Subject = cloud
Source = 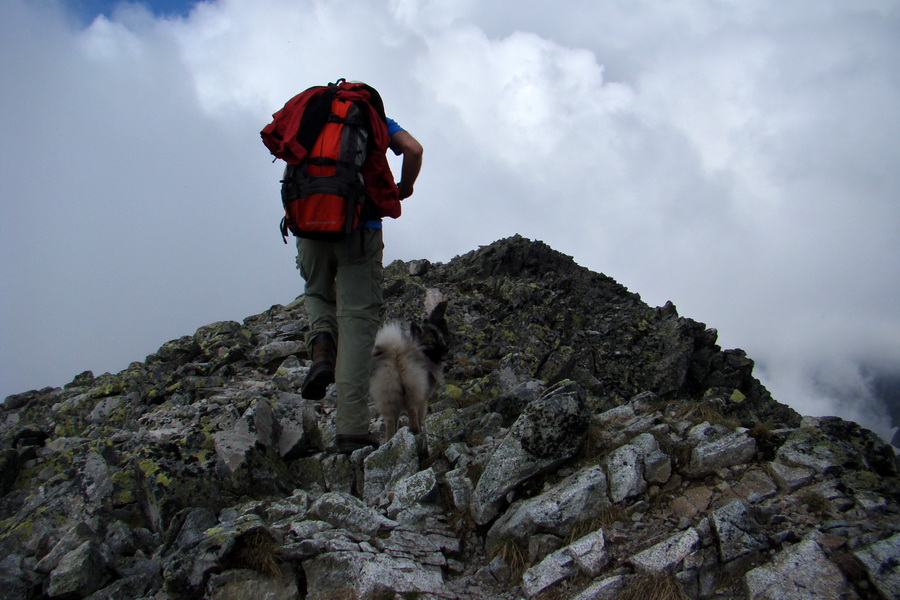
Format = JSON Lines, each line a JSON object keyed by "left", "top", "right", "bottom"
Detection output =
{"left": 2, "top": 0, "right": 898, "bottom": 444}
{"left": 416, "top": 28, "right": 630, "bottom": 167}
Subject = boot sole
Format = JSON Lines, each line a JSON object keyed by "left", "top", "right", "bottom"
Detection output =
{"left": 334, "top": 434, "right": 380, "bottom": 454}
{"left": 301, "top": 362, "right": 335, "bottom": 400}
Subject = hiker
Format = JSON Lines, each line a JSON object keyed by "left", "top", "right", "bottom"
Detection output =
{"left": 296, "top": 111, "right": 423, "bottom": 454}
{"left": 260, "top": 80, "right": 422, "bottom": 453}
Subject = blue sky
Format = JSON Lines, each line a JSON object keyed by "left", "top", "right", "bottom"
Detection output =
{"left": 2, "top": 0, "right": 899, "bottom": 445}
{"left": 71, "top": 0, "right": 196, "bottom": 20}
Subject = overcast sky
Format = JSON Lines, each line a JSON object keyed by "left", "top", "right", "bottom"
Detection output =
{"left": 2, "top": 0, "right": 898, "bottom": 443}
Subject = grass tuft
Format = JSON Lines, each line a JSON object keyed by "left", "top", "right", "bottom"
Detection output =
{"left": 796, "top": 489, "right": 833, "bottom": 516}
{"left": 565, "top": 505, "right": 629, "bottom": 545}
{"left": 535, "top": 588, "right": 565, "bottom": 600}
{"left": 225, "top": 529, "right": 280, "bottom": 577}
{"left": 615, "top": 572, "right": 690, "bottom": 600}
{"left": 670, "top": 401, "right": 739, "bottom": 429}
{"left": 489, "top": 537, "right": 528, "bottom": 582}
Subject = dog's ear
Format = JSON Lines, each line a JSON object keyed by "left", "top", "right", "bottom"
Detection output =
{"left": 428, "top": 300, "right": 448, "bottom": 324}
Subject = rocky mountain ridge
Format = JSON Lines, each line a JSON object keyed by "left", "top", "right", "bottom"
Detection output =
{"left": 1, "top": 235, "right": 898, "bottom": 600}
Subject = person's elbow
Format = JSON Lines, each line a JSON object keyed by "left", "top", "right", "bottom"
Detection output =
{"left": 404, "top": 138, "right": 424, "bottom": 160}
{"left": 392, "top": 131, "right": 424, "bottom": 159}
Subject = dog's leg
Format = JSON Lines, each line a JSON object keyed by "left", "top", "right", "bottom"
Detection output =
{"left": 415, "top": 401, "right": 428, "bottom": 436}
{"left": 384, "top": 412, "right": 398, "bottom": 440}
{"left": 408, "top": 405, "right": 421, "bottom": 435}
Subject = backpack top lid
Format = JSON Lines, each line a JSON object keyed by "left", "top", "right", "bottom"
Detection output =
{"left": 334, "top": 79, "right": 387, "bottom": 120}
{"left": 261, "top": 79, "right": 389, "bottom": 165}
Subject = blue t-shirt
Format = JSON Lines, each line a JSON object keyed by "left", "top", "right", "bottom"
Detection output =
{"left": 386, "top": 117, "right": 403, "bottom": 137}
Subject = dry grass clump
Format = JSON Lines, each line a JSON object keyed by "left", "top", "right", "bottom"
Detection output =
{"left": 615, "top": 572, "right": 690, "bottom": 600}
{"left": 749, "top": 422, "right": 773, "bottom": 440}
{"left": 578, "top": 419, "right": 621, "bottom": 462}
{"left": 796, "top": 489, "right": 833, "bottom": 516}
{"left": 670, "top": 401, "right": 739, "bottom": 429}
{"left": 748, "top": 422, "right": 782, "bottom": 460}
{"left": 489, "top": 537, "right": 528, "bottom": 582}
{"left": 565, "top": 505, "right": 629, "bottom": 545}
{"left": 580, "top": 420, "right": 605, "bottom": 455}
{"left": 566, "top": 518, "right": 602, "bottom": 545}
{"left": 535, "top": 588, "right": 566, "bottom": 600}
{"left": 225, "top": 529, "right": 280, "bottom": 577}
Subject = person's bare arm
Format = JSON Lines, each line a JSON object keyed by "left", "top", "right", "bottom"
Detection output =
{"left": 390, "top": 130, "right": 423, "bottom": 200}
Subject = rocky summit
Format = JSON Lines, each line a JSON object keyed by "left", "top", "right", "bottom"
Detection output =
{"left": 2, "top": 235, "right": 898, "bottom": 600}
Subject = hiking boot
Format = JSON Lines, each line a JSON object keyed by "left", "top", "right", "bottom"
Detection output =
{"left": 333, "top": 433, "right": 380, "bottom": 454}
{"left": 301, "top": 332, "right": 336, "bottom": 400}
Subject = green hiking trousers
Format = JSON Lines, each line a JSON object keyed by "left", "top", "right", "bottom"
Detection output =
{"left": 296, "top": 229, "right": 384, "bottom": 435}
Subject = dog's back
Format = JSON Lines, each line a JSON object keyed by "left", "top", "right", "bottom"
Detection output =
{"left": 370, "top": 322, "right": 435, "bottom": 439}
{"left": 370, "top": 290, "right": 449, "bottom": 440}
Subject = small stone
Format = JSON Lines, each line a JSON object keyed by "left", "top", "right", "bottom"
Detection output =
{"left": 605, "top": 444, "right": 646, "bottom": 503}
{"left": 629, "top": 528, "right": 700, "bottom": 573}
{"left": 408, "top": 259, "right": 431, "bottom": 276}
{"left": 684, "top": 431, "right": 757, "bottom": 477}
{"left": 767, "top": 460, "right": 815, "bottom": 491}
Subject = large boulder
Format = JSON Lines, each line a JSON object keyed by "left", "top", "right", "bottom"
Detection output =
{"left": 471, "top": 380, "right": 590, "bottom": 525}
{"left": 745, "top": 534, "right": 850, "bottom": 600}
{"left": 486, "top": 464, "right": 609, "bottom": 551}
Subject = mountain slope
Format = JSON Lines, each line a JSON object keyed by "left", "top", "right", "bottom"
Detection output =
{"left": 1, "top": 235, "right": 897, "bottom": 600}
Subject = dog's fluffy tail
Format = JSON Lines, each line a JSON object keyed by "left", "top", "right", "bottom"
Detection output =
{"left": 370, "top": 323, "right": 409, "bottom": 409}
{"left": 370, "top": 322, "right": 432, "bottom": 412}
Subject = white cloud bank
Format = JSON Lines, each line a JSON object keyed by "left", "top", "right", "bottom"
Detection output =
{"left": 2, "top": 0, "right": 898, "bottom": 442}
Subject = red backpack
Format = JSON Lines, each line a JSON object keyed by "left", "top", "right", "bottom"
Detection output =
{"left": 261, "top": 79, "right": 401, "bottom": 242}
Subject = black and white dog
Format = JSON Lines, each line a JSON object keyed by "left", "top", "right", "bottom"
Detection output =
{"left": 370, "top": 289, "right": 450, "bottom": 441}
